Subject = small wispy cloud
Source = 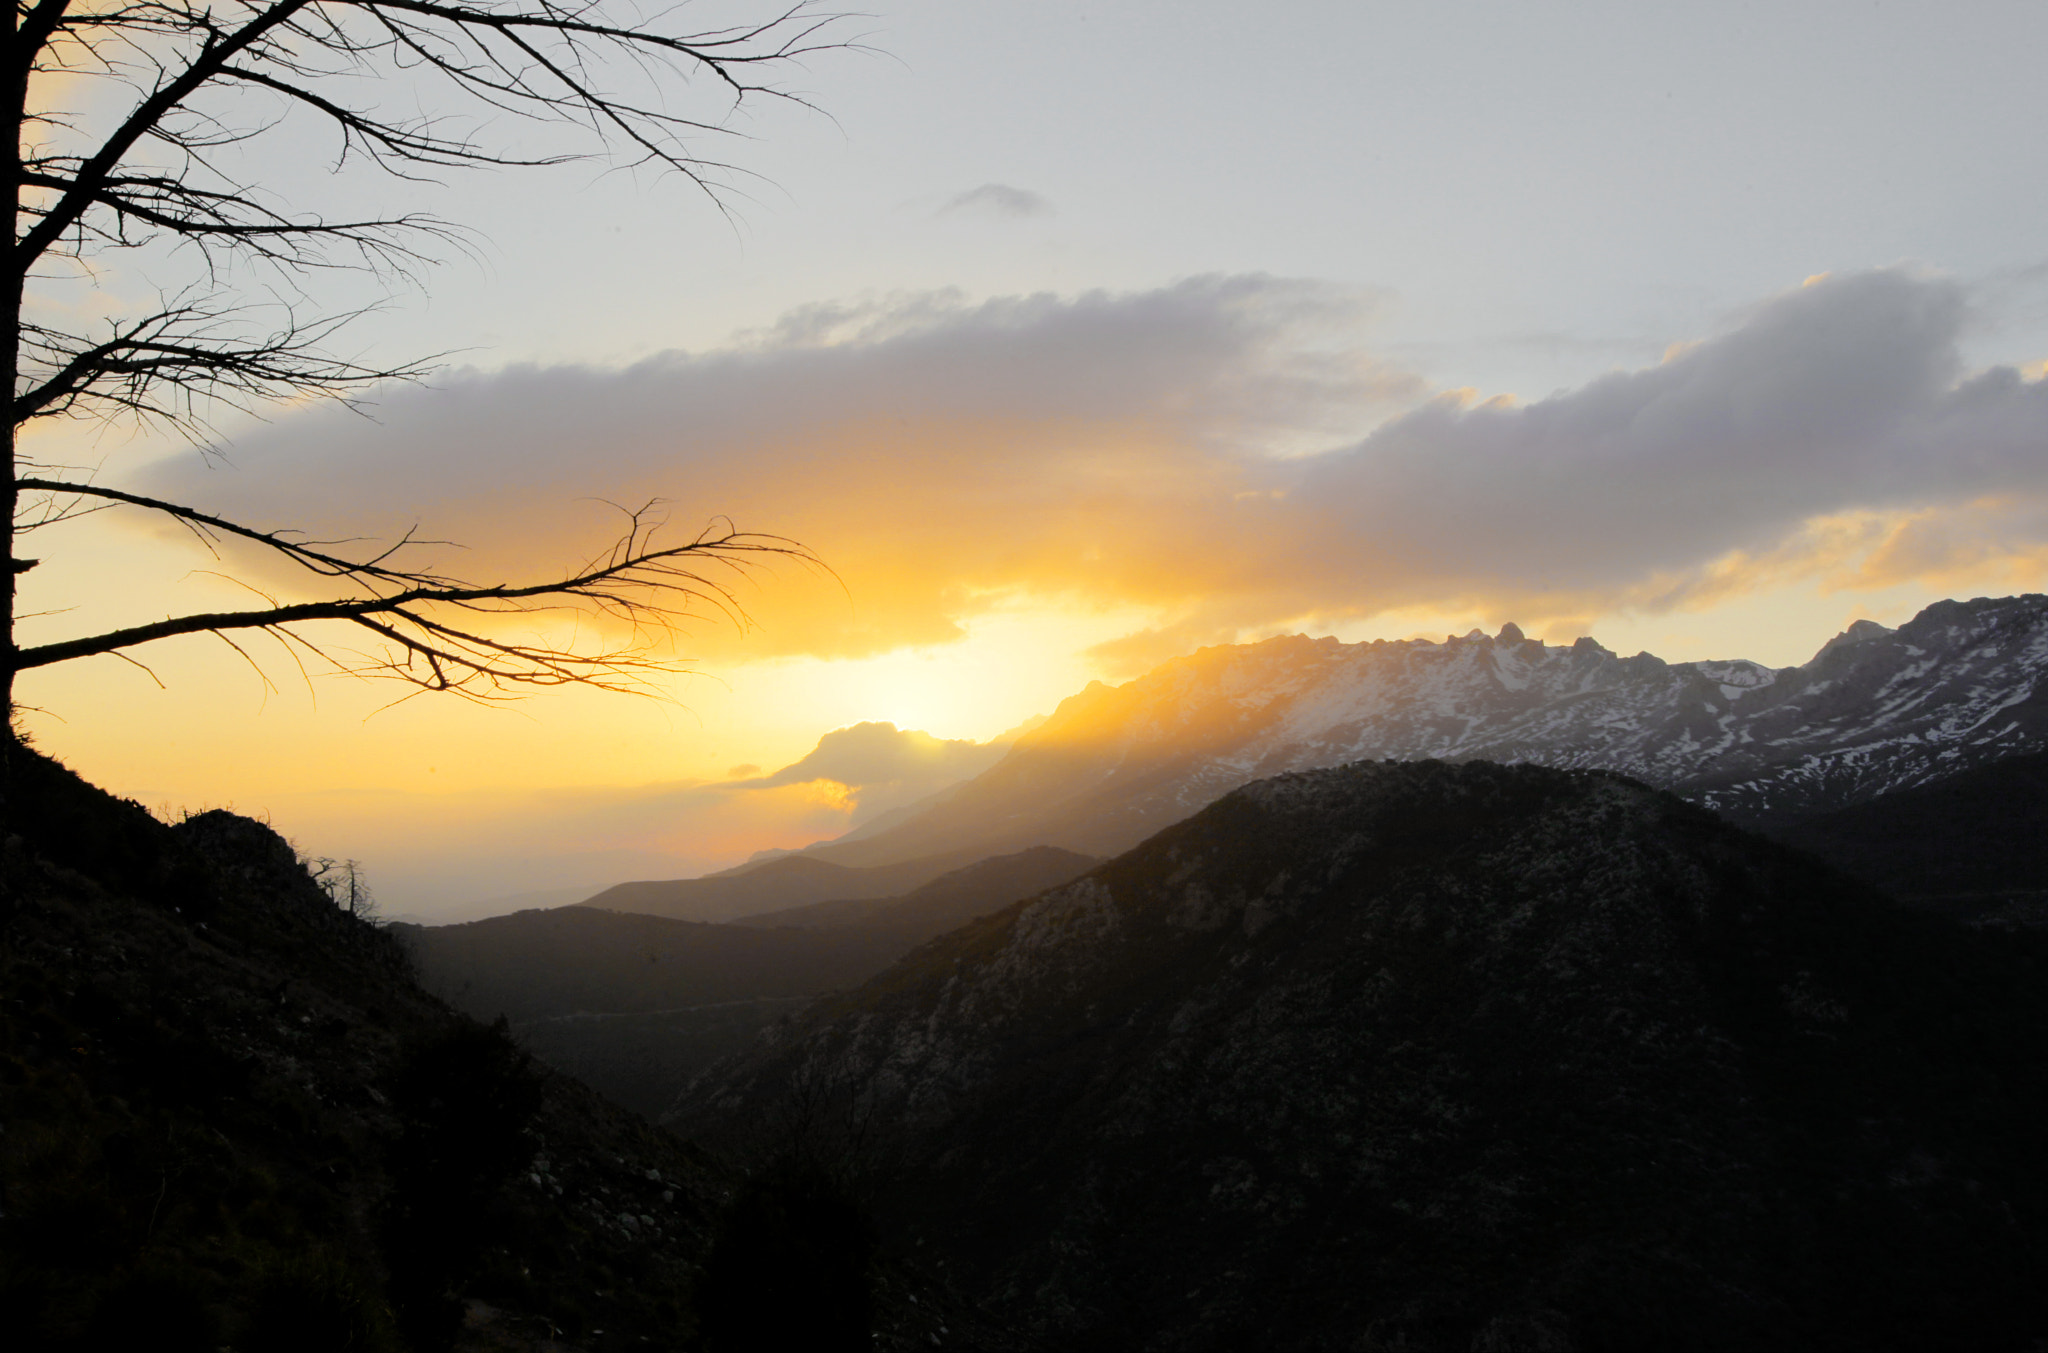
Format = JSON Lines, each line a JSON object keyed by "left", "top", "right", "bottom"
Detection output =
{"left": 936, "top": 183, "right": 1054, "bottom": 220}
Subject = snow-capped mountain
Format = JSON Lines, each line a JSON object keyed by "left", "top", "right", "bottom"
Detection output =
{"left": 807, "top": 594, "right": 2048, "bottom": 868}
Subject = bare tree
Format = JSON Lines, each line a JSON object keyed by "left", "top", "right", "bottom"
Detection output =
{"left": 8, "top": 0, "right": 848, "bottom": 729}
{"left": 306, "top": 853, "right": 374, "bottom": 917}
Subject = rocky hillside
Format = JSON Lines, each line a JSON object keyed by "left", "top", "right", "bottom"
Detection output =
{"left": 0, "top": 748, "right": 960, "bottom": 1352}
{"left": 678, "top": 759, "right": 2048, "bottom": 1351}
{"left": 789, "top": 594, "right": 2048, "bottom": 870}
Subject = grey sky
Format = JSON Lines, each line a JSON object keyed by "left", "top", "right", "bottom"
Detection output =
{"left": 27, "top": 0, "right": 2048, "bottom": 914}
{"left": 100, "top": 0, "right": 2045, "bottom": 411}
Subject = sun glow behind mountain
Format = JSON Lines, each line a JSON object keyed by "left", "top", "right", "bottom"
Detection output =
{"left": 16, "top": 0, "right": 2048, "bottom": 916}
{"left": 20, "top": 271, "right": 2048, "bottom": 914}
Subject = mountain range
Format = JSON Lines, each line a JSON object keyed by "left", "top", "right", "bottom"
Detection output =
{"left": 510, "top": 593, "right": 2046, "bottom": 1126}
{"left": 674, "top": 595, "right": 2047, "bottom": 885}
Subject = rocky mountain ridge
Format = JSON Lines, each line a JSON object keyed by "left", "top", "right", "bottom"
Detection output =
{"left": 792, "top": 594, "right": 2048, "bottom": 869}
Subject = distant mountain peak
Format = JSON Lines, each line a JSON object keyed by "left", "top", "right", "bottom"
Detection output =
{"left": 1819, "top": 615, "right": 1898, "bottom": 654}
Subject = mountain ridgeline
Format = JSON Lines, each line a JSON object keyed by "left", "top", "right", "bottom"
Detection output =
{"left": 676, "top": 759, "right": 2048, "bottom": 1350}
{"left": 732, "top": 595, "right": 2047, "bottom": 892}
{"left": 577, "top": 850, "right": 995, "bottom": 925}
{"left": 731, "top": 846, "right": 1103, "bottom": 935}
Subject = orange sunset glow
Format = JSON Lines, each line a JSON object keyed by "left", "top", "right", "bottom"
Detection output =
{"left": 15, "top": 4, "right": 2048, "bottom": 919}
{"left": 18, "top": 2, "right": 2048, "bottom": 1345}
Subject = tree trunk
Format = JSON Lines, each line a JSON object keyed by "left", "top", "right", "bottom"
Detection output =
{"left": 6, "top": 1, "right": 34, "bottom": 747}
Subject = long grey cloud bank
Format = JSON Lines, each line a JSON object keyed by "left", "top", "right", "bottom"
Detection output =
{"left": 141, "top": 268, "right": 2048, "bottom": 667}
{"left": 1297, "top": 270, "right": 2048, "bottom": 607}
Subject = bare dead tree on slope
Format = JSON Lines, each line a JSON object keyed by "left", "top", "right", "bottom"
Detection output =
{"left": 7, "top": 0, "right": 846, "bottom": 731}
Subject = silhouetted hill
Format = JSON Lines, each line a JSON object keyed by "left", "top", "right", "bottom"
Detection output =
{"left": 392, "top": 908, "right": 909, "bottom": 1118}
{"left": 579, "top": 848, "right": 985, "bottom": 923}
{"left": 785, "top": 594, "right": 2048, "bottom": 871}
{"left": 0, "top": 747, "right": 959, "bottom": 1351}
{"left": 393, "top": 908, "right": 912, "bottom": 1023}
{"left": 400, "top": 849, "right": 1100, "bottom": 1117}
{"left": 735, "top": 846, "right": 1101, "bottom": 937}
{"left": 1771, "top": 747, "right": 2048, "bottom": 922}
{"left": 0, "top": 748, "right": 729, "bottom": 1349}
{"left": 679, "top": 759, "right": 2048, "bottom": 1351}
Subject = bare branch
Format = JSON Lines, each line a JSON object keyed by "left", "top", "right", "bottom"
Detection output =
{"left": 12, "top": 491, "right": 821, "bottom": 702}
{"left": 8, "top": 0, "right": 855, "bottom": 722}
{"left": 17, "top": 306, "right": 433, "bottom": 432}
{"left": 22, "top": 476, "right": 473, "bottom": 586}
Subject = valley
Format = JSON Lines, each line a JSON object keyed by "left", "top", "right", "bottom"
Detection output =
{"left": 415, "top": 596, "right": 2046, "bottom": 1117}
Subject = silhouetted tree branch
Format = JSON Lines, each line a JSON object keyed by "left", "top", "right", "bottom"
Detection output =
{"left": 16, "top": 482, "right": 808, "bottom": 699}
{"left": 8, "top": 0, "right": 852, "bottom": 725}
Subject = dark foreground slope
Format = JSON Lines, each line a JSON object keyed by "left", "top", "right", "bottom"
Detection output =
{"left": 0, "top": 750, "right": 957, "bottom": 1352}
{"left": 679, "top": 760, "right": 2048, "bottom": 1352}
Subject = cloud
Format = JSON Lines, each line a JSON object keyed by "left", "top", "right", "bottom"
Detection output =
{"left": 137, "top": 274, "right": 1415, "bottom": 660}
{"left": 936, "top": 183, "right": 1054, "bottom": 219}
{"left": 1083, "top": 618, "right": 1247, "bottom": 675}
{"left": 727, "top": 720, "right": 1005, "bottom": 817}
{"left": 1279, "top": 269, "right": 2048, "bottom": 619}
{"left": 135, "top": 269, "right": 2048, "bottom": 674}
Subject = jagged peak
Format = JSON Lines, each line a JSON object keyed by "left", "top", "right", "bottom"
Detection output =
{"left": 1817, "top": 616, "right": 1897, "bottom": 657}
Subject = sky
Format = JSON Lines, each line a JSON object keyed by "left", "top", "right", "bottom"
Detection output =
{"left": 18, "top": 0, "right": 2048, "bottom": 916}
